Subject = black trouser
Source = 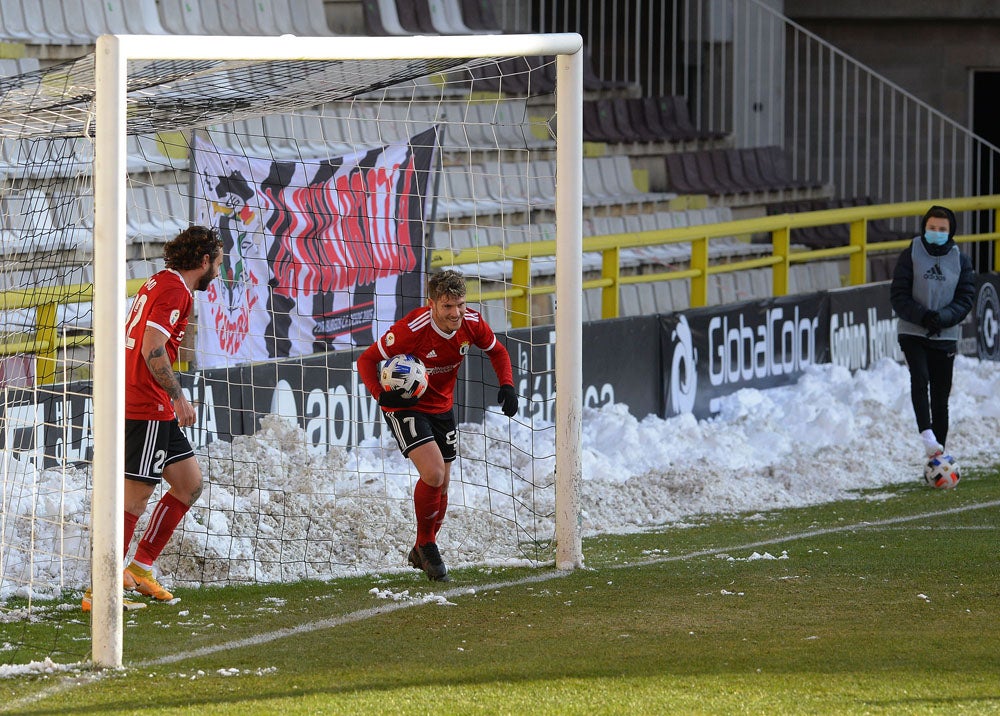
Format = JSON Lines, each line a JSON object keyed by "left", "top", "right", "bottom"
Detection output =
{"left": 898, "top": 334, "right": 956, "bottom": 449}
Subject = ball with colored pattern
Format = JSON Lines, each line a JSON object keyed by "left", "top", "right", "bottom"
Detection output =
{"left": 380, "top": 354, "right": 429, "bottom": 400}
{"left": 924, "top": 453, "right": 960, "bottom": 489}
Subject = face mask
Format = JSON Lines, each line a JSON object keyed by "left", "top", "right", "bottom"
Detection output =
{"left": 924, "top": 230, "right": 949, "bottom": 246}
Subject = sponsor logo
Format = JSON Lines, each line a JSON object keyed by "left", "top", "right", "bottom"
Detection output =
{"left": 976, "top": 281, "right": 1000, "bottom": 361}
{"left": 169, "top": 309, "right": 181, "bottom": 325}
{"left": 707, "top": 305, "right": 819, "bottom": 386}
{"left": 668, "top": 315, "right": 697, "bottom": 415}
{"left": 426, "top": 349, "right": 437, "bottom": 358}
{"left": 459, "top": 341, "right": 470, "bottom": 356}
{"left": 923, "top": 263, "right": 946, "bottom": 281}
{"left": 830, "top": 308, "right": 900, "bottom": 370}
{"left": 385, "top": 331, "right": 395, "bottom": 347}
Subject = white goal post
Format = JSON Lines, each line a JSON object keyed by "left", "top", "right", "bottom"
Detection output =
{"left": 91, "top": 32, "right": 584, "bottom": 668}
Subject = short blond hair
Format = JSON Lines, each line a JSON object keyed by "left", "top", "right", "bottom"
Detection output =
{"left": 427, "top": 270, "right": 466, "bottom": 301}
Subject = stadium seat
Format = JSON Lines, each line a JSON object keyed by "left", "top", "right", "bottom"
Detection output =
{"left": 750, "top": 268, "right": 772, "bottom": 299}
{"left": 584, "top": 100, "right": 628, "bottom": 143}
{"left": 126, "top": 259, "right": 163, "bottom": 279}
{"left": 435, "top": 164, "right": 503, "bottom": 218}
{"left": 611, "top": 97, "right": 659, "bottom": 143}
{"left": 642, "top": 97, "right": 698, "bottom": 143}
{"left": 436, "top": 227, "right": 470, "bottom": 251}
{"left": 619, "top": 284, "right": 642, "bottom": 316}
{"left": 157, "top": 0, "right": 206, "bottom": 34}
{"left": 150, "top": 185, "right": 190, "bottom": 238}
{"left": 0, "top": 58, "right": 39, "bottom": 77}
{"left": 711, "top": 273, "right": 734, "bottom": 305}
{"left": 457, "top": 0, "right": 503, "bottom": 32}
{"left": 50, "top": 189, "right": 94, "bottom": 249}
{"left": 0, "top": 189, "right": 67, "bottom": 254}
{"left": 473, "top": 299, "right": 509, "bottom": 329}
{"left": 307, "top": 111, "right": 355, "bottom": 156}
{"left": 363, "top": 0, "right": 408, "bottom": 35}
{"left": 193, "top": 0, "right": 226, "bottom": 34}
{"left": 663, "top": 152, "right": 702, "bottom": 195}
{"left": 125, "top": 185, "right": 155, "bottom": 239}
{"left": 288, "top": 0, "right": 336, "bottom": 35}
{"left": 481, "top": 161, "right": 548, "bottom": 211}
{"left": 125, "top": 0, "right": 167, "bottom": 34}
{"left": 78, "top": 0, "right": 165, "bottom": 38}
{"left": 396, "top": 0, "right": 437, "bottom": 34}
{"left": 235, "top": 0, "right": 277, "bottom": 35}
{"left": 425, "top": 0, "right": 482, "bottom": 34}
{"left": 455, "top": 98, "right": 553, "bottom": 151}
{"left": 0, "top": 0, "right": 32, "bottom": 42}
{"left": 25, "top": 0, "right": 77, "bottom": 44}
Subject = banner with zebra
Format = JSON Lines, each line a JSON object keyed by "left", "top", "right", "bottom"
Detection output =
{"left": 192, "top": 127, "right": 438, "bottom": 368}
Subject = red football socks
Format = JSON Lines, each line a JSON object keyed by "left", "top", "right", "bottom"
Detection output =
{"left": 433, "top": 491, "right": 448, "bottom": 540}
{"left": 413, "top": 478, "right": 442, "bottom": 546}
{"left": 133, "top": 492, "right": 190, "bottom": 566}
{"left": 124, "top": 510, "right": 139, "bottom": 554}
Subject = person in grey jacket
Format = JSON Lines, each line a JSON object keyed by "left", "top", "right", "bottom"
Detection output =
{"left": 889, "top": 205, "right": 976, "bottom": 459}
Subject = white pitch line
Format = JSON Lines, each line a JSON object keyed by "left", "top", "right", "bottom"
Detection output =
{"left": 138, "top": 497, "right": 1000, "bottom": 668}
{"left": 6, "top": 497, "right": 996, "bottom": 712}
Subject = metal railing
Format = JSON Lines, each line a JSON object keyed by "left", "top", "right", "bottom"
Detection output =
{"left": 500, "top": 0, "right": 1000, "bottom": 260}
{"left": 4, "top": 197, "right": 999, "bottom": 377}
{"left": 0, "top": 278, "right": 146, "bottom": 384}
{"left": 431, "top": 195, "right": 1000, "bottom": 328}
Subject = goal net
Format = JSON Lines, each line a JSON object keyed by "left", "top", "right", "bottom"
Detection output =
{"left": 0, "top": 33, "right": 583, "bottom": 667}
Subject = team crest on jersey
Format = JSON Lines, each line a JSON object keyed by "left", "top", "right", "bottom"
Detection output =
{"left": 385, "top": 331, "right": 395, "bottom": 347}
{"left": 169, "top": 309, "right": 181, "bottom": 325}
{"left": 460, "top": 341, "right": 470, "bottom": 355}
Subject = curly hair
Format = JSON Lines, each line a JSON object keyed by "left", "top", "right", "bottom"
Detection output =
{"left": 163, "top": 225, "right": 223, "bottom": 271}
{"left": 427, "top": 269, "right": 467, "bottom": 301}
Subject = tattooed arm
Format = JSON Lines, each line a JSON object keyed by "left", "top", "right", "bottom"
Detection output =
{"left": 141, "top": 326, "right": 196, "bottom": 427}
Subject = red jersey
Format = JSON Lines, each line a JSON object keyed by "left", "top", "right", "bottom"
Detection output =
{"left": 358, "top": 305, "right": 514, "bottom": 414}
{"left": 124, "top": 269, "right": 193, "bottom": 420}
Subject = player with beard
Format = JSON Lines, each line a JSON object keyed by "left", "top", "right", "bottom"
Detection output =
{"left": 357, "top": 270, "right": 518, "bottom": 581}
{"left": 83, "top": 226, "right": 223, "bottom": 611}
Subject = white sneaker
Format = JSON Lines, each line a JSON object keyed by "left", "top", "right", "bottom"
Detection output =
{"left": 920, "top": 429, "right": 943, "bottom": 457}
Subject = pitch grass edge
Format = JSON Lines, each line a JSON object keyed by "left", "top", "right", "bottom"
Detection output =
{"left": 137, "top": 495, "right": 1000, "bottom": 669}
{"left": 5, "top": 489, "right": 997, "bottom": 713}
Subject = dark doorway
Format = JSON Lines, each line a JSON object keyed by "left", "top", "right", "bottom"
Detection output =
{"left": 972, "top": 70, "right": 1000, "bottom": 271}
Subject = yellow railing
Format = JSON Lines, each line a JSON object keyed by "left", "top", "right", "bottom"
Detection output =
{"left": 430, "top": 196, "right": 1000, "bottom": 328}
{"left": 3, "top": 196, "right": 1000, "bottom": 383}
{"left": 0, "top": 278, "right": 148, "bottom": 384}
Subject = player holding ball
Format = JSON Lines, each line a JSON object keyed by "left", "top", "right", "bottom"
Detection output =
{"left": 357, "top": 270, "right": 519, "bottom": 582}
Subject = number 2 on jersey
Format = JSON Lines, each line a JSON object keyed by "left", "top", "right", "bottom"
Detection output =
{"left": 125, "top": 293, "right": 148, "bottom": 350}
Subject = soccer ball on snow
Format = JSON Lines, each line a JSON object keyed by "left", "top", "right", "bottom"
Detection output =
{"left": 380, "top": 354, "right": 429, "bottom": 400}
{"left": 924, "top": 453, "right": 960, "bottom": 489}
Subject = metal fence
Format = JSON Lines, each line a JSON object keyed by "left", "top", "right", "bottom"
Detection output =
{"left": 498, "top": 0, "right": 999, "bottom": 263}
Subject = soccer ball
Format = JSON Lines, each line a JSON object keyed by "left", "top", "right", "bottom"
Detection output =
{"left": 924, "top": 453, "right": 960, "bottom": 489}
{"left": 379, "top": 354, "right": 428, "bottom": 400}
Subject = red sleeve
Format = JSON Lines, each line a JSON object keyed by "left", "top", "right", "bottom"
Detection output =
{"left": 357, "top": 341, "right": 385, "bottom": 398}
{"left": 486, "top": 339, "right": 514, "bottom": 386}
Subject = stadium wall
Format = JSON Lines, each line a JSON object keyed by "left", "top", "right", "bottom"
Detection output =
{"left": 3, "top": 275, "right": 998, "bottom": 464}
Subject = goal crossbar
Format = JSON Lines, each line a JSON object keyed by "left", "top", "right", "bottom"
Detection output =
{"left": 92, "top": 32, "right": 584, "bottom": 668}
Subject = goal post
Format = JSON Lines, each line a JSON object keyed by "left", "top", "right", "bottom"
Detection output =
{"left": 91, "top": 32, "right": 584, "bottom": 668}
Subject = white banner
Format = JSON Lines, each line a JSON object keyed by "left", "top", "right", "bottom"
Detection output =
{"left": 193, "top": 128, "right": 437, "bottom": 369}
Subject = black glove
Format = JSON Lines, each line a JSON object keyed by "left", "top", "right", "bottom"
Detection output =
{"left": 921, "top": 310, "right": 942, "bottom": 337}
{"left": 498, "top": 384, "right": 519, "bottom": 417}
{"left": 378, "top": 387, "right": 419, "bottom": 409}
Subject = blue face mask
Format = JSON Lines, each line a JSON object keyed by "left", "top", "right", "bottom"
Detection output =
{"left": 924, "top": 230, "right": 949, "bottom": 246}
